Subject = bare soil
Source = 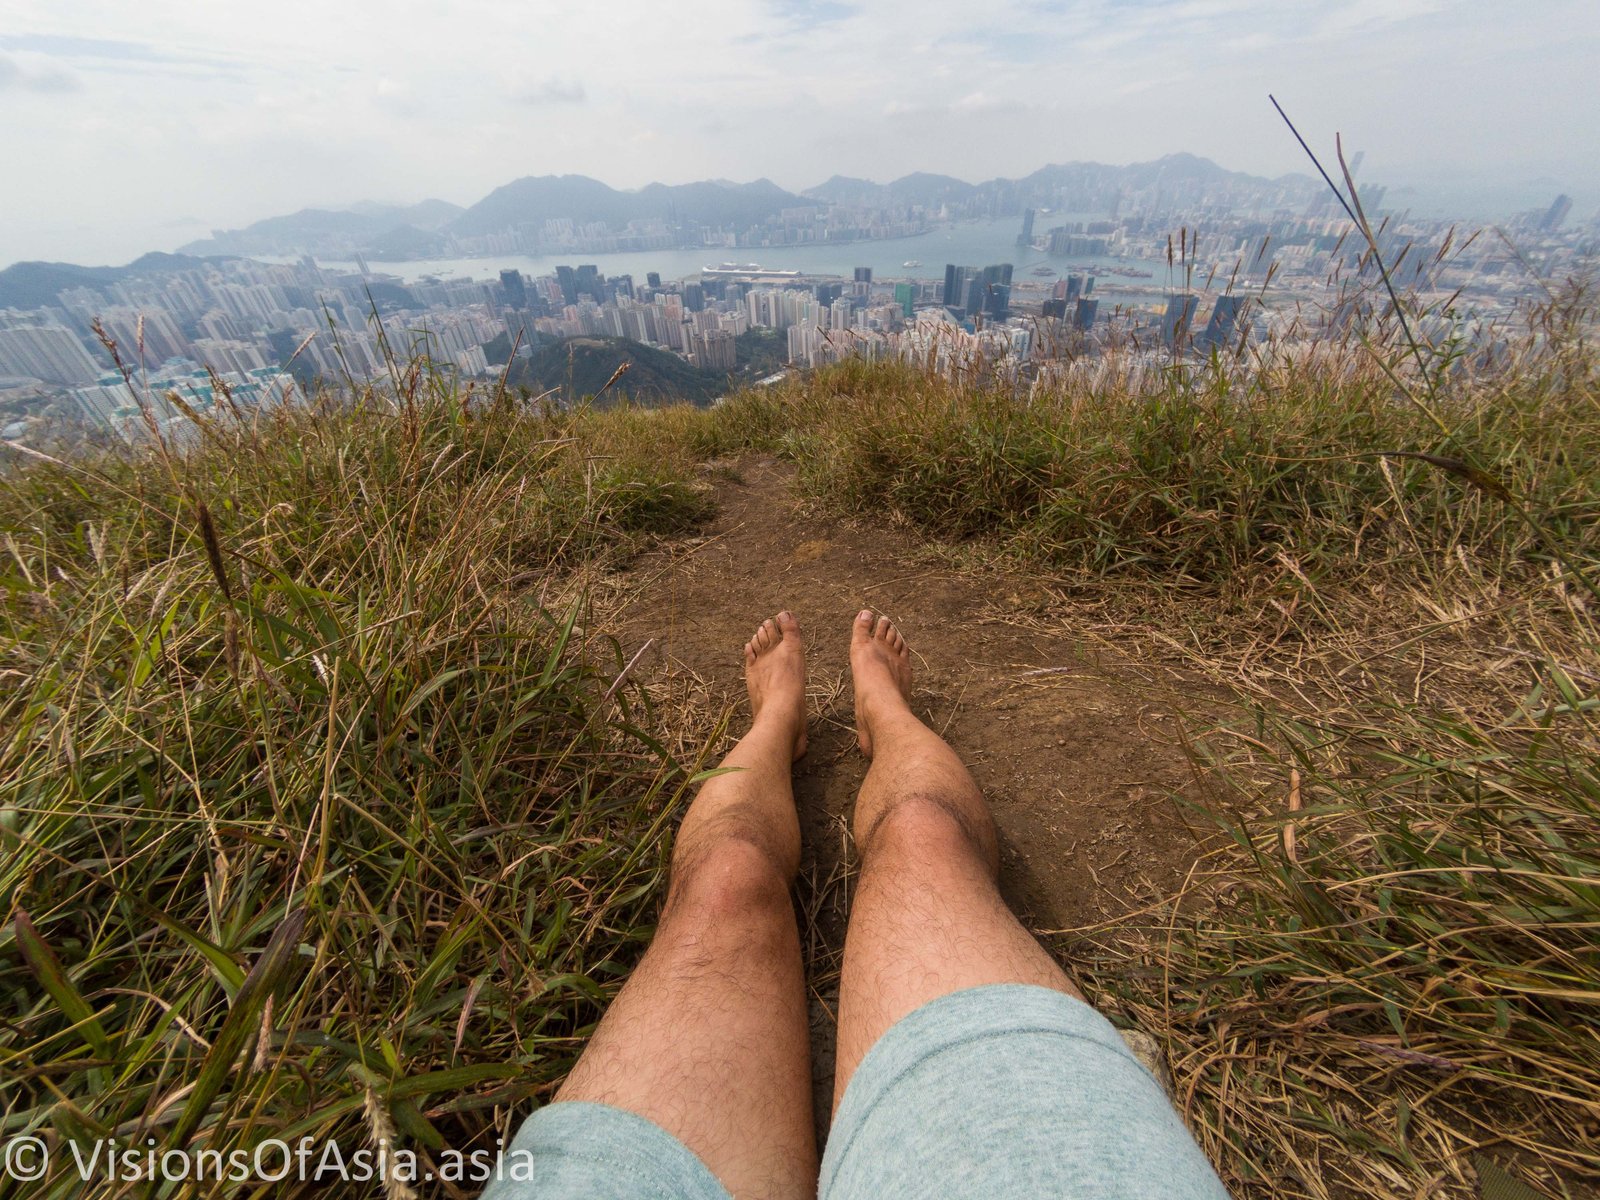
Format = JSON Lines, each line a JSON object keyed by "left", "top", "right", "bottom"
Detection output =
{"left": 602, "top": 457, "right": 1218, "bottom": 1129}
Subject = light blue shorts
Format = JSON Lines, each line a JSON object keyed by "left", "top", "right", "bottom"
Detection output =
{"left": 483, "top": 983, "right": 1228, "bottom": 1199}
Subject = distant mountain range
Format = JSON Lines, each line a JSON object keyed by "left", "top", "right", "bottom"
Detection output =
{"left": 803, "top": 154, "right": 1312, "bottom": 210}
{"left": 0, "top": 155, "right": 1319, "bottom": 292}
{"left": 162, "top": 154, "right": 1315, "bottom": 263}
{"left": 451, "top": 176, "right": 808, "bottom": 237}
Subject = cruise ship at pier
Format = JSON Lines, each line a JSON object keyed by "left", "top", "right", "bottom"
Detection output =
{"left": 701, "top": 262, "right": 804, "bottom": 278}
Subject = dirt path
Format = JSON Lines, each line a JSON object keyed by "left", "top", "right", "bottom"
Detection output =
{"left": 602, "top": 457, "right": 1212, "bottom": 1127}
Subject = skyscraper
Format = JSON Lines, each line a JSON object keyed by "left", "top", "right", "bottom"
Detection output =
{"left": 1161, "top": 295, "right": 1199, "bottom": 347}
{"left": 555, "top": 266, "right": 578, "bottom": 306}
{"left": 1073, "top": 299, "right": 1098, "bottom": 331}
{"left": 979, "top": 264, "right": 1013, "bottom": 320}
{"left": 894, "top": 282, "right": 915, "bottom": 318}
{"left": 1199, "top": 296, "right": 1250, "bottom": 351}
{"left": 498, "top": 270, "right": 527, "bottom": 309}
{"left": 853, "top": 267, "right": 873, "bottom": 283}
{"left": 1018, "top": 208, "right": 1036, "bottom": 247}
{"left": 943, "top": 264, "right": 969, "bottom": 311}
{"left": 986, "top": 282, "right": 1011, "bottom": 321}
{"left": 1540, "top": 194, "right": 1573, "bottom": 232}
{"left": 964, "top": 277, "right": 986, "bottom": 320}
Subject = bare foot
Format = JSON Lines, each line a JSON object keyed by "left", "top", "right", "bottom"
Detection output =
{"left": 744, "top": 611, "right": 808, "bottom": 761}
{"left": 850, "top": 610, "right": 913, "bottom": 758}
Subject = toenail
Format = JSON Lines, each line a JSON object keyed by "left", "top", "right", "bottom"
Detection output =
{"left": 858, "top": 609, "right": 872, "bottom": 621}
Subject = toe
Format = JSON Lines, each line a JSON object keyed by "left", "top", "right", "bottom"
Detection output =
{"left": 874, "top": 615, "right": 893, "bottom": 641}
{"left": 777, "top": 610, "right": 800, "bottom": 638}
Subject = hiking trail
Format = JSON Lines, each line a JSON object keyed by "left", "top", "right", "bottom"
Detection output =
{"left": 602, "top": 457, "right": 1212, "bottom": 1124}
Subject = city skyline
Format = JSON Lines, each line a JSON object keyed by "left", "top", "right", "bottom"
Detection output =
{"left": 2, "top": 163, "right": 1583, "bottom": 446}
{"left": 2, "top": 0, "right": 1597, "bottom": 265}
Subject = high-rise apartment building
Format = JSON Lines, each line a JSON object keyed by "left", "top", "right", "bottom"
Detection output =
{"left": 0, "top": 316, "right": 102, "bottom": 384}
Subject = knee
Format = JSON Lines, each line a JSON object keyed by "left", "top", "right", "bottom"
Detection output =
{"left": 667, "top": 831, "right": 792, "bottom": 924}
{"left": 860, "top": 794, "right": 999, "bottom": 875}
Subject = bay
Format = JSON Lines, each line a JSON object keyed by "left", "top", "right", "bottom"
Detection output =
{"left": 303, "top": 216, "right": 1178, "bottom": 296}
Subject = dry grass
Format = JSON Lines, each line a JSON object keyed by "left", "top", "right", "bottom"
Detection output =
{"left": 668, "top": 291, "right": 1600, "bottom": 1197}
{"left": 3, "top": 269, "right": 1597, "bottom": 1198}
{"left": 0, "top": 372, "right": 716, "bottom": 1196}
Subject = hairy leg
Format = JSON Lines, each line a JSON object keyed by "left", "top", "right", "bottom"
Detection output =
{"left": 833, "top": 611, "right": 1083, "bottom": 1110}
{"left": 557, "top": 613, "right": 815, "bottom": 1200}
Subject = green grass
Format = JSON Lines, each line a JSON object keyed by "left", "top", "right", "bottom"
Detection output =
{"left": 0, "top": 380, "right": 714, "bottom": 1195}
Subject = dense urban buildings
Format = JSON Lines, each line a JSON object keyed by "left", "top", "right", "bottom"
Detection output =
{"left": 1, "top": 169, "right": 1592, "bottom": 441}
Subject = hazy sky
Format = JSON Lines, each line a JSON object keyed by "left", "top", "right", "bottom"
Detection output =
{"left": 2, "top": 0, "right": 1597, "bottom": 267}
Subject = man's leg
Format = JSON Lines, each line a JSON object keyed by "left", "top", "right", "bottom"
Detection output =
{"left": 823, "top": 612, "right": 1230, "bottom": 1200}
{"left": 833, "top": 610, "right": 1082, "bottom": 1106}
{"left": 556, "top": 612, "right": 815, "bottom": 1200}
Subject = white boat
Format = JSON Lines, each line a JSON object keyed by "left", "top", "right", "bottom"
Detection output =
{"left": 902, "top": 260, "right": 922, "bottom": 268}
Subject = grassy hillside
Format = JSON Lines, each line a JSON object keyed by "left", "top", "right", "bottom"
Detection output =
{"left": 688, "top": 353, "right": 1600, "bottom": 1192}
{"left": 0, "top": 381, "right": 716, "bottom": 1194}
{"left": 2, "top": 302, "right": 1597, "bottom": 1196}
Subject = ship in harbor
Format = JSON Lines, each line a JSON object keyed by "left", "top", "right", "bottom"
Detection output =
{"left": 701, "top": 262, "right": 803, "bottom": 278}
{"left": 902, "top": 260, "right": 922, "bottom": 268}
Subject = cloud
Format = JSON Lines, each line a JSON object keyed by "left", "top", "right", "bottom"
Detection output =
{"left": 768, "top": 0, "right": 858, "bottom": 28}
{"left": 1, "top": 0, "right": 1595, "bottom": 266}
{"left": 0, "top": 50, "right": 81, "bottom": 93}
{"left": 952, "top": 91, "right": 1026, "bottom": 116}
{"left": 516, "top": 78, "right": 586, "bottom": 106}
{"left": 0, "top": 33, "right": 239, "bottom": 74}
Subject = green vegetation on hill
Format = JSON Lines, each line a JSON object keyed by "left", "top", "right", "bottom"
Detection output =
{"left": 508, "top": 335, "right": 723, "bottom": 406}
{"left": 735, "top": 326, "right": 788, "bottom": 377}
